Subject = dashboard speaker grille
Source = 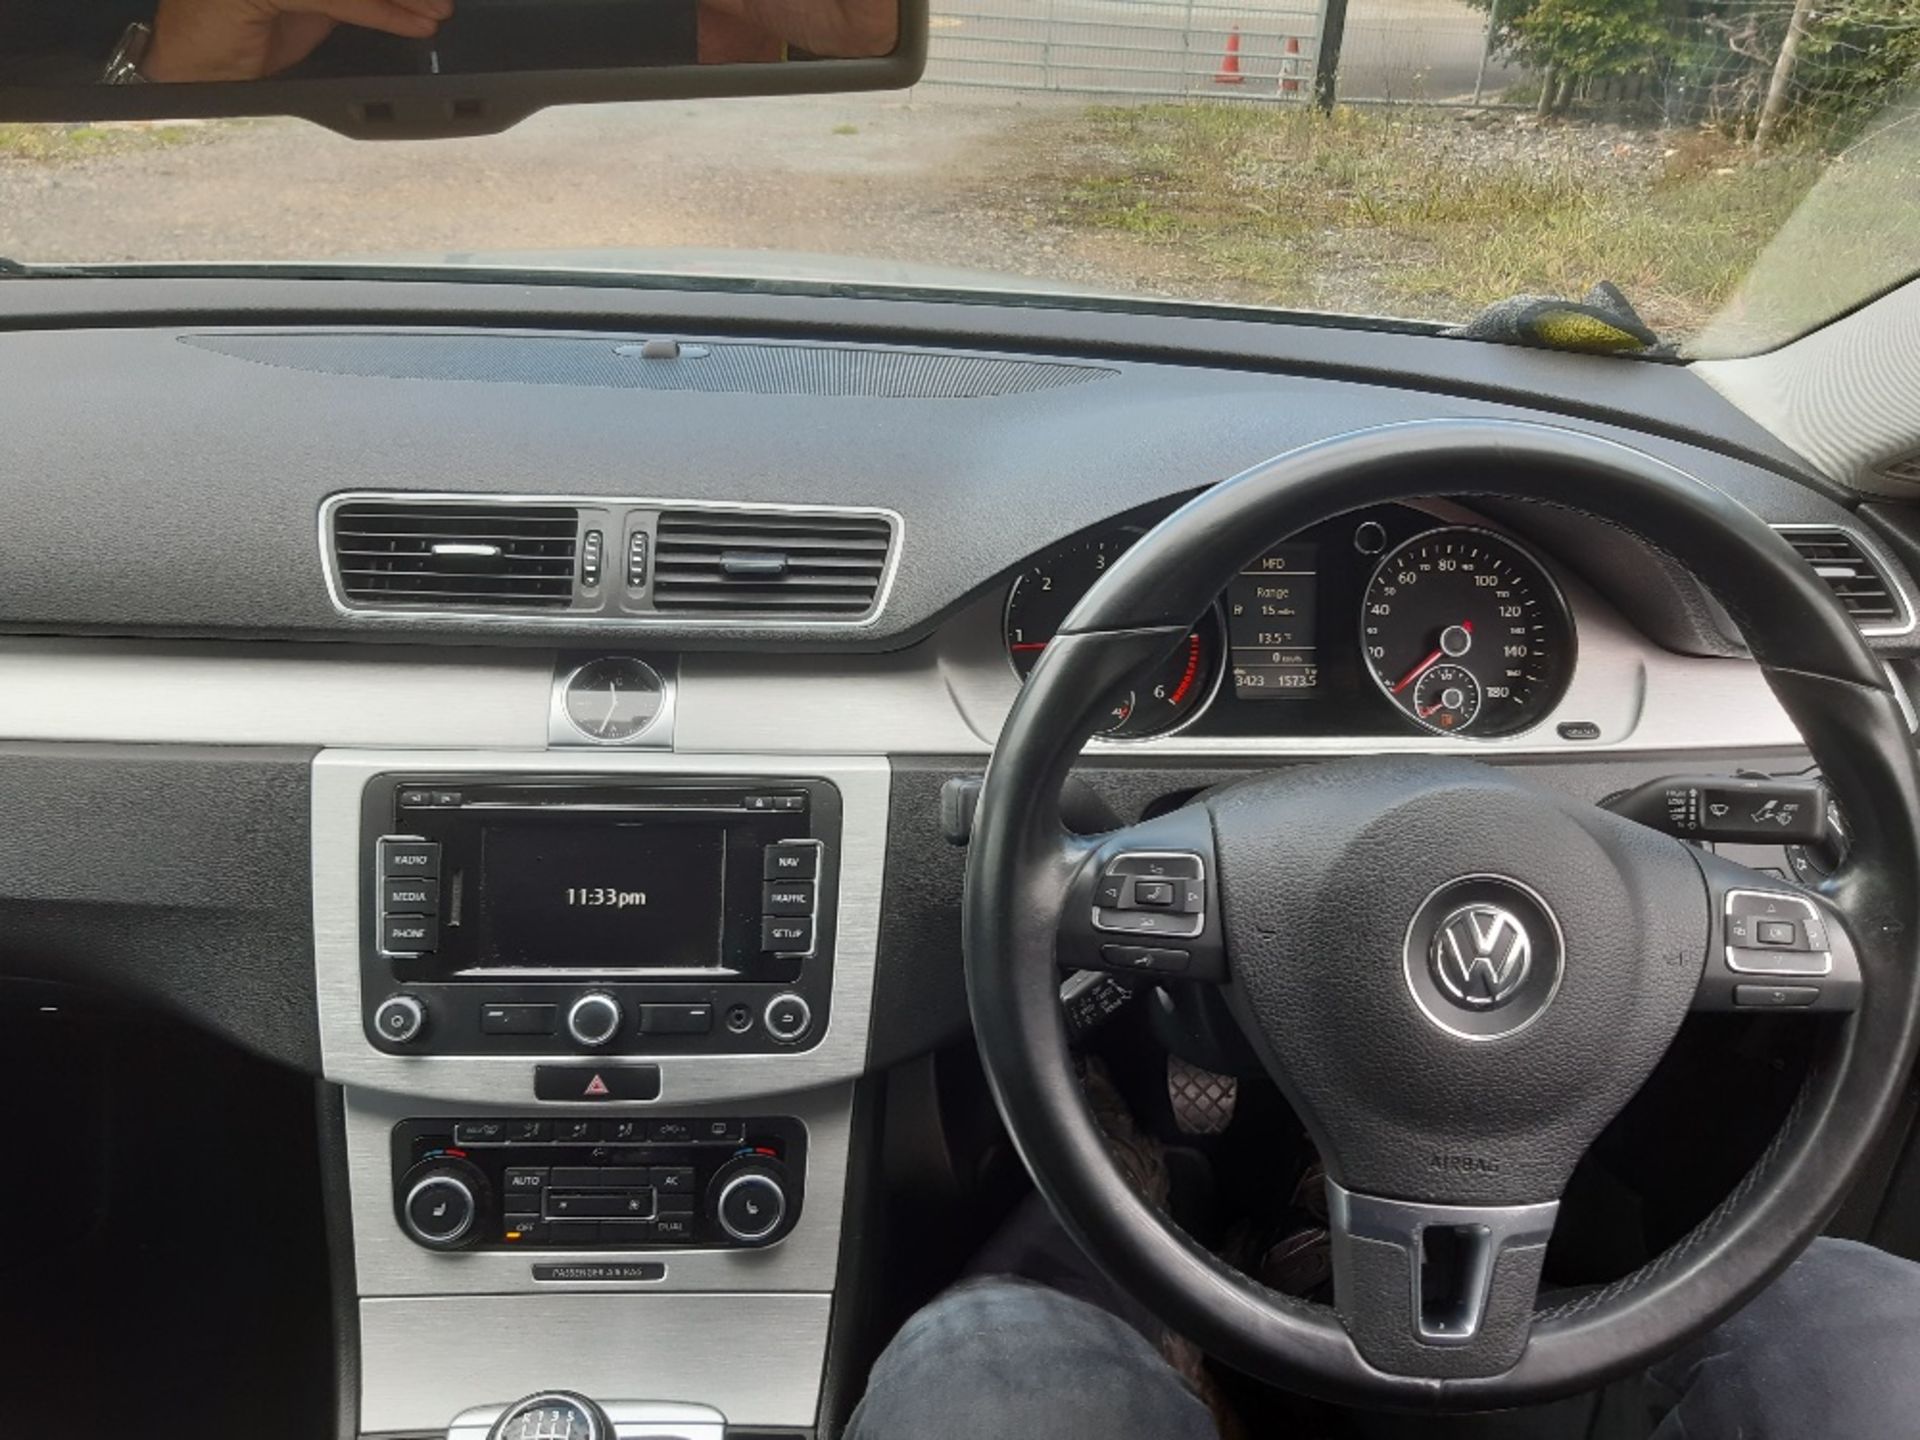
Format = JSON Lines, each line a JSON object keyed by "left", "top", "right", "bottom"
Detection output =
{"left": 332, "top": 500, "right": 579, "bottom": 609}
{"left": 182, "top": 333, "right": 1114, "bottom": 399}
{"left": 1773, "top": 524, "right": 1912, "bottom": 635}
{"left": 654, "top": 508, "right": 894, "bottom": 618}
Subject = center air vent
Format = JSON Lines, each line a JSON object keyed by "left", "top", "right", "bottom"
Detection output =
{"left": 332, "top": 500, "right": 579, "bottom": 610}
{"left": 654, "top": 508, "right": 895, "bottom": 619}
{"left": 1773, "top": 524, "right": 1913, "bottom": 636}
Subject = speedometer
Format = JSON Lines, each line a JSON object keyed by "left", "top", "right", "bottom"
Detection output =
{"left": 1360, "top": 527, "right": 1574, "bottom": 737}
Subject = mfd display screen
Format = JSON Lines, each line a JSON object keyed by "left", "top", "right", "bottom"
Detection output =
{"left": 1228, "top": 542, "right": 1320, "bottom": 698}
{"left": 475, "top": 820, "right": 727, "bottom": 970}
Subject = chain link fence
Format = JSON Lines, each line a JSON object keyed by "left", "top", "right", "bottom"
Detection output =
{"left": 919, "top": 0, "right": 1527, "bottom": 106}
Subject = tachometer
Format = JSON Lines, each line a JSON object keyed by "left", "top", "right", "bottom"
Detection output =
{"left": 1360, "top": 527, "right": 1574, "bottom": 737}
{"left": 1004, "top": 531, "right": 1222, "bottom": 740}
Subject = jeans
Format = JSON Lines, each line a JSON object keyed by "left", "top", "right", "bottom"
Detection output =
{"left": 845, "top": 1237, "right": 1920, "bottom": 1439}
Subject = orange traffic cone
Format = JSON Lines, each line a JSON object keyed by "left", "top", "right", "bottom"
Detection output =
{"left": 1278, "top": 35, "right": 1304, "bottom": 94}
{"left": 1214, "top": 27, "right": 1245, "bottom": 86}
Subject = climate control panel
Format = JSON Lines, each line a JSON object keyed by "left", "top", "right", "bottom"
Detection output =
{"left": 391, "top": 1115, "right": 804, "bottom": 1251}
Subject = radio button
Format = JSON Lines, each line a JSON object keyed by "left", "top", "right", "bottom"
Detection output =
{"left": 381, "top": 915, "right": 439, "bottom": 955}
{"left": 763, "top": 844, "right": 819, "bottom": 881}
{"left": 765, "top": 993, "right": 813, "bottom": 1044}
{"left": 762, "top": 882, "right": 815, "bottom": 915}
{"left": 382, "top": 878, "right": 440, "bottom": 914}
{"left": 638, "top": 1004, "right": 713, "bottom": 1036}
{"left": 379, "top": 839, "right": 441, "bottom": 877}
{"left": 481, "top": 1003, "right": 557, "bottom": 1036}
{"left": 761, "top": 917, "right": 815, "bottom": 954}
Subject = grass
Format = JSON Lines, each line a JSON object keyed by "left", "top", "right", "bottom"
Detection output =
{"left": 1029, "top": 102, "right": 1898, "bottom": 347}
{"left": 831, "top": 122, "right": 860, "bottom": 136}
{"left": 0, "top": 120, "right": 223, "bottom": 164}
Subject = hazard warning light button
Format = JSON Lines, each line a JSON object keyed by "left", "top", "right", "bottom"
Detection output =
{"left": 533, "top": 1064, "right": 662, "bottom": 1103}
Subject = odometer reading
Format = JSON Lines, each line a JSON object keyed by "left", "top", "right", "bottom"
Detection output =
{"left": 1360, "top": 528, "right": 1574, "bottom": 737}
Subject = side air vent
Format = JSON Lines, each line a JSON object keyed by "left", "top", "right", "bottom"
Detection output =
{"left": 1773, "top": 524, "right": 1914, "bottom": 636}
{"left": 653, "top": 508, "right": 895, "bottom": 619}
{"left": 331, "top": 500, "right": 579, "bottom": 610}
{"left": 1881, "top": 454, "right": 1920, "bottom": 487}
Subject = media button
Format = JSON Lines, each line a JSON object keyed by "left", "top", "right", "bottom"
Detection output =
{"left": 382, "top": 878, "right": 439, "bottom": 914}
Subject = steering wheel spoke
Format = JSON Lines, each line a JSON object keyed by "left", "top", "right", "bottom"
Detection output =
{"left": 1057, "top": 805, "right": 1227, "bottom": 984}
{"left": 1690, "top": 851, "right": 1861, "bottom": 1015}
{"left": 1328, "top": 1181, "right": 1558, "bottom": 1378}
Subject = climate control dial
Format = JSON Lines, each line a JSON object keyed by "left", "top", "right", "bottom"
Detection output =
{"left": 708, "top": 1157, "right": 793, "bottom": 1246}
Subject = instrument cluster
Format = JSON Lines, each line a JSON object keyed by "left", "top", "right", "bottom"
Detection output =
{"left": 1000, "top": 504, "right": 1577, "bottom": 742}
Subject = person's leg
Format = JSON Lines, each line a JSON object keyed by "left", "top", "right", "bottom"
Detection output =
{"left": 844, "top": 1275, "right": 1221, "bottom": 1440}
{"left": 1649, "top": 1237, "right": 1920, "bottom": 1438}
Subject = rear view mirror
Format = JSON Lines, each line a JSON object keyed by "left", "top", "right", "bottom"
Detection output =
{"left": 0, "top": 0, "right": 927, "bottom": 138}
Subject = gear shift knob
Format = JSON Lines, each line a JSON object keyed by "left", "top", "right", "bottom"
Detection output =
{"left": 486, "top": 1392, "right": 611, "bottom": 1440}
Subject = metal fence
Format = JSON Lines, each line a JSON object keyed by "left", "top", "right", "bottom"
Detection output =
{"left": 919, "top": 0, "right": 1528, "bottom": 105}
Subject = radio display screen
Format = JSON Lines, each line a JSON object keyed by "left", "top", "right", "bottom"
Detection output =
{"left": 475, "top": 820, "right": 728, "bottom": 970}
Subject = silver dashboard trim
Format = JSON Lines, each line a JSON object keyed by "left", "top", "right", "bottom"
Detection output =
{"left": 312, "top": 750, "right": 889, "bottom": 1105}
{"left": 344, "top": 1083, "right": 854, "bottom": 1297}
{"left": 318, "top": 491, "right": 905, "bottom": 630}
{"left": 1771, "top": 522, "right": 1917, "bottom": 638}
{"left": 358, "top": 1291, "right": 830, "bottom": 1434}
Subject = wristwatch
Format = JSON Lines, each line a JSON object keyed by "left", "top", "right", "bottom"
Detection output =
{"left": 101, "top": 21, "right": 154, "bottom": 84}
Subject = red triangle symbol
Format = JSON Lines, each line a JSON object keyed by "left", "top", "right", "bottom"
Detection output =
{"left": 583, "top": 1074, "right": 610, "bottom": 1097}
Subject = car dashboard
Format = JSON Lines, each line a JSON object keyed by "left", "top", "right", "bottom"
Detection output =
{"left": 1, "top": 278, "right": 1917, "bottom": 1438}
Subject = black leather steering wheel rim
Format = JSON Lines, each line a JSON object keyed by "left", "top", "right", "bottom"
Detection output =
{"left": 962, "top": 418, "right": 1920, "bottom": 1409}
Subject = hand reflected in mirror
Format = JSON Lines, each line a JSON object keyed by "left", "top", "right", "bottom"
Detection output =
{"left": 143, "top": 0, "right": 454, "bottom": 82}
{"left": 699, "top": 0, "right": 896, "bottom": 61}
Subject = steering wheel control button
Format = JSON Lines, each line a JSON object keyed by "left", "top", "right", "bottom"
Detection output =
{"left": 764, "top": 993, "right": 813, "bottom": 1044}
{"left": 532, "top": 1064, "right": 662, "bottom": 1103}
{"left": 1403, "top": 875, "right": 1565, "bottom": 1041}
{"left": 373, "top": 993, "right": 427, "bottom": 1044}
{"left": 1093, "top": 852, "right": 1206, "bottom": 939}
{"left": 1735, "top": 984, "right": 1822, "bottom": 1009}
{"left": 1099, "top": 944, "right": 1191, "bottom": 976}
{"left": 1724, "top": 890, "right": 1833, "bottom": 977}
{"left": 566, "top": 993, "right": 624, "bottom": 1048}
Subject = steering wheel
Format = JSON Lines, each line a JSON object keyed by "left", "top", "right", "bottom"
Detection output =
{"left": 962, "top": 419, "right": 1920, "bottom": 1408}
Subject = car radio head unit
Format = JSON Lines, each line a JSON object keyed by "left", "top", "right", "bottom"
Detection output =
{"left": 360, "top": 776, "right": 840, "bottom": 1058}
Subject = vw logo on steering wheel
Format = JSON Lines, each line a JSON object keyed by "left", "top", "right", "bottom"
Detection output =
{"left": 1431, "top": 904, "right": 1533, "bottom": 1009}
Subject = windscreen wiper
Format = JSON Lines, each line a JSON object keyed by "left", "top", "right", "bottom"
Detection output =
{"left": 0, "top": 256, "right": 93, "bottom": 278}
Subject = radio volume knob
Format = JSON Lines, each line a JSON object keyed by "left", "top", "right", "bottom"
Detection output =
{"left": 566, "top": 992, "right": 624, "bottom": 1048}
{"left": 374, "top": 994, "right": 427, "bottom": 1045}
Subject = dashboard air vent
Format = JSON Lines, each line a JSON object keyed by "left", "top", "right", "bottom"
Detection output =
{"left": 653, "top": 508, "right": 895, "bottom": 619}
{"left": 1773, "top": 524, "right": 1912, "bottom": 635}
{"left": 332, "top": 500, "right": 579, "bottom": 610}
